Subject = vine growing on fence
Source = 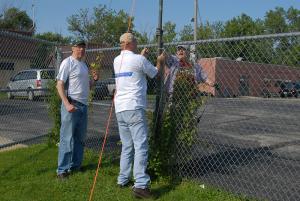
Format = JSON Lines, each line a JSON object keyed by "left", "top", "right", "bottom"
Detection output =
{"left": 149, "top": 70, "right": 202, "bottom": 178}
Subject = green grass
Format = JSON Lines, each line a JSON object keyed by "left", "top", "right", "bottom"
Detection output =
{"left": 0, "top": 92, "right": 7, "bottom": 100}
{"left": 147, "top": 94, "right": 156, "bottom": 101}
{"left": 0, "top": 144, "right": 252, "bottom": 201}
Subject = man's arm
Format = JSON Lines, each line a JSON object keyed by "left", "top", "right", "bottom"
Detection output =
{"left": 56, "top": 80, "right": 76, "bottom": 112}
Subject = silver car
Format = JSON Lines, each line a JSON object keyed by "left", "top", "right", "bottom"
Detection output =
{"left": 7, "top": 69, "right": 55, "bottom": 100}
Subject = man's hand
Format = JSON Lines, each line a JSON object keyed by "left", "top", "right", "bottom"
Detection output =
{"left": 91, "top": 69, "right": 99, "bottom": 81}
{"left": 157, "top": 51, "right": 167, "bottom": 64}
{"left": 141, "top": 48, "right": 149, "bottom": 58}
{"left": 205, "top": 78, "right": 215, "bottom": 87}
{"left": 65, "top": 103, "right": 76, "bottom": 113}
{"left": 56, "top": 80, "right": 76, "bottom": 113}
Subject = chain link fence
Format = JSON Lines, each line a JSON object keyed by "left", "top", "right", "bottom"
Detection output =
{"left": 0, "top": 31, "right": 57, "bottom": 151}
{"left": 1, "top": 30, "right": 300, "bottom": 201}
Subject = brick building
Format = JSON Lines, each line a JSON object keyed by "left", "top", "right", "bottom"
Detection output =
{"left": 198, "top": 58, "right": 300, "bottom": 97}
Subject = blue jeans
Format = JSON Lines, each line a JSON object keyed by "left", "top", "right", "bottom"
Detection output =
{"left": 57, "top": 101, "right": 87, "bottom": 174}
{"left": 116, "top": 109, "right": 150, "bottom": 189}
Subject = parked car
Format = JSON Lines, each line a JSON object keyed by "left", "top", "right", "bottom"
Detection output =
{"left": 94, "top": 78, "right": 115, "bottom": 100}
{"left": 262, "top": 88, "right": 272, "bottom": 98}
{"left": 106, "top": 78, "right": 116, "bottom": 96}
{"left": 279, "top": 82, "right": 298, "bottom": 98}
{"left": 294, "top": 81, "right": 300, "bottom": 95}
{"left": 7, "top": 69, "right": 55, "bottom": 100}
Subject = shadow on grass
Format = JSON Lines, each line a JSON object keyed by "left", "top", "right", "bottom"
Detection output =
{"left": 151, "top": 177, "right": 182, "bottom": 199}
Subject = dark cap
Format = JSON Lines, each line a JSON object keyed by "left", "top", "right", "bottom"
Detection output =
{"left": 72, "top": 40, "right": 86, "bottom": 47}
{"left": 176, "top": 45, "right": 189, "bottom": 50}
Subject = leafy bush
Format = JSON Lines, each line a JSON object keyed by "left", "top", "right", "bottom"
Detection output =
{"left": 47, "top": 80, "right": 61, "bottom": 146}
{"left": 149, "top": 70, "right": 202, "bottom": 178}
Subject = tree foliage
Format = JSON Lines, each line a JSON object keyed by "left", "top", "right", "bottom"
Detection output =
{"left": 0, "top": 7, "right": 33, "bottom": 32}
{"left": 162, "top": 21, "right": 177, "bottom": 43}
{"left": 67, "top": 4, "right": 130, "bottom": 46}
{"left": 35, "top": 32, "right": 71, "bottom": 44}
{"left": 179, "top": 25, "right": 193, "bottom": 41}
{"left": 222, "top": 13, "right": 264, "bottom": 37}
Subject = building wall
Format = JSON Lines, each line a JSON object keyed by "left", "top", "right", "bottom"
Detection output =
{"left": 198, "top": 58, "right": 216, "bottom": 95}
{"left": 0, "top": 58, "right": 32, "bottom": 88}
{"left": 198, "top": 58, "right": 300, "bottom": 97}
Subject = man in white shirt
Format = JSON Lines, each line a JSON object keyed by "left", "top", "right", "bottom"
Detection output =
{"left": 114, "top": 32, "right": 165, "bottom": 199}
{"left": 56, "top": 40, "right": 98, "bottom": 179}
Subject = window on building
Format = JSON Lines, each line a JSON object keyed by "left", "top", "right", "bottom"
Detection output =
{"left": 0, "top": 62, "right": 14, "bottom": 70}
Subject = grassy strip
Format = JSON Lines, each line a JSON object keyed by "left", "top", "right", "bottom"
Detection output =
{"left": 0, "top": 92, "right": 7, "bottom": 100}
{"left": 0, "top": 144, "right": 253, "bottom": 201}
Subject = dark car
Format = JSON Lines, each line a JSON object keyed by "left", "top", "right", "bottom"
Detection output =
{"left": 93, "top": 78, "right": 115, "bottom": 100}
{"left": 294, "top": 82, "right": 300, "bottom": 95}
{"left": 279, "top": 82, "right": 298, "bottom": 98}
{"left": 94, "top": 80, "right": 109, "bottom": 100}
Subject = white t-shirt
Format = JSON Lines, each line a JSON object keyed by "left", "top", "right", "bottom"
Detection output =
{"left": 56, "top": 56, "right": 89, "bottom": 105}
{"left": 114, "top": 50, "right": 158, "bottom": 113}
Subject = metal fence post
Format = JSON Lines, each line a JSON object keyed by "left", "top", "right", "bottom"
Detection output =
{"left": 153, "top": 0, "right": 164, "bottom": 139}
{"left": 55, "top": 46, "right": 62, "bottom": 76}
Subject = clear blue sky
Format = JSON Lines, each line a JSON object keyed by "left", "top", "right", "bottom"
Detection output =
{"left": 2, "top": 0, "right": 300, "bottom": 36}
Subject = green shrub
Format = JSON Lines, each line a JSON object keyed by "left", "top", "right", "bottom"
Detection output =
{"left": 149, "top": 70, "right": 202, "bottom": 178}
{"left": 47, "top": 80, "right": 61, "bottom": 146}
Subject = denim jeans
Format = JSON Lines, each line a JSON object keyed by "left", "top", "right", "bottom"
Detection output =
{"left": 57, "top": 101, "right": 87, "bottom": 174}
{"left": 116, "top": 109, "right": 150, "bottom": 189}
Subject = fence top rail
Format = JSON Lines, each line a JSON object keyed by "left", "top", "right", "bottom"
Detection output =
{"left": 62, "top": 32, "right": 300, "bottom": 54}
{"left": 165, "top": 32, "right": 300, "bottom": 46}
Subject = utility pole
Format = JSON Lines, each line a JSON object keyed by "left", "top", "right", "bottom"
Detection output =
{"left": 154, "top": 0, "right": 164, "bottom": 138}
{"left": 190, "top": 0, "right": 198, "bottom": 64}
{"left": 157, "top": 0, "right": 164, "bottom": 54}
{"left": 194, "top": 0, "right": 198, "bottom": 41}
{"left": 31, "top": 0, "right": 35, "bottom": 31}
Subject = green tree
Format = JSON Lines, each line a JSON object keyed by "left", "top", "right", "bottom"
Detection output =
{"left": 0, "top": 7, "right": 33, "bottom": 32}
{"left": 197, "top": 22, "right": 212, "bottom": 39}
{"left": 35, "top": 32, "right": 71, "bottom": 44}
{"left": 135, "top": 31, "right": 151, "bottom": 44}
{"left": 179, "top": 25, "right": 193, "bottom": 41}
{"left": 222, "top": 13, "right": 264, "bottom": 37}
{"left": 210, "top": 21, "right": 224, "bottom": 39}
{"left": 286, "top": 7, "right": 300, "bottom": 32}
{"left": 67, "top": 5, "right": 130, "bottom": 46}
{"left": 162, "top": 21, "right": 177, "bottom": 43}
{"left": 264, "top": 7, "right": 288, "bottom": 34}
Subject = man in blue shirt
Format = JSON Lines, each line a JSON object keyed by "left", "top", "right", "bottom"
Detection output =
{"left": 164, "top": 45, "right": 214, "bottom": 96}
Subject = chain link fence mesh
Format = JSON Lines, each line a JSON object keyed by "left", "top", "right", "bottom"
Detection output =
{"left": 1, "top": 30, "right": 300, "bottom": 201}
{"left": 0, "top": 31, "right": 57, "bottom": 151}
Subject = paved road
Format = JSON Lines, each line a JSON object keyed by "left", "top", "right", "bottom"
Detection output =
{"left": 0, "top": 99, "right": 118, "bottom": 148}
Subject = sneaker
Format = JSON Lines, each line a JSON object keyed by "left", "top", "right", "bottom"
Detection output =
{"left": 56, "top": 172, "right": 69, "bottom": 180}
{"left": 132, "top": 187, "right": 152, "bottom": 199}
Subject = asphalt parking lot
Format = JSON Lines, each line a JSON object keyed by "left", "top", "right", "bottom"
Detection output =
{"left": 187, "top": 97, "right": 300, "bottom": 201}
{"left": 0, "top": 97, "right": 299, "bottom": 200}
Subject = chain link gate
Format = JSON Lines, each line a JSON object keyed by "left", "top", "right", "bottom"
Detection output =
{"left": 1, "top": 30, "right": 299, "bottom": 201}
